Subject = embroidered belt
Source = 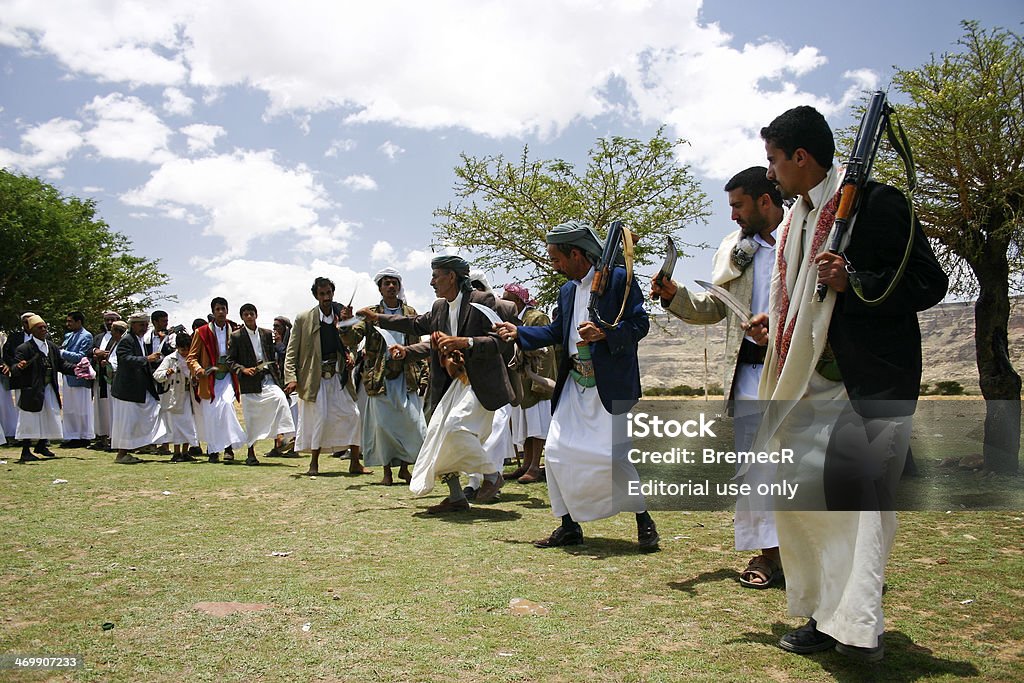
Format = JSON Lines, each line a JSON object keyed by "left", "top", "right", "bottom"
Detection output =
{"left": 569, "top": 342, "right": 596, "bottom": 388}
{"left": 321, "top": 354, "right": 339, "bottom": 379}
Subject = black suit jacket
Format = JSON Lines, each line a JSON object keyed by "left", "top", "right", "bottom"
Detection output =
{"left": 377, "top": 290, "right": 520, "bottom": 414}
{"left": 227, "top": 326, "right": 280, "bottom": 394}
{"left": 111, "top": 333, "right": 160, "bottom": 403}
{"left": 11, "top": 340, "right": 76, "bottom": 412}
{"left": 828, "top": 182, "right": 949, "bottom": 416}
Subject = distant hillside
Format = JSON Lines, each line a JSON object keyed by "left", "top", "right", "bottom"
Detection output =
{"left": 639, "top": 297, "right": 1024, "bottom": 394}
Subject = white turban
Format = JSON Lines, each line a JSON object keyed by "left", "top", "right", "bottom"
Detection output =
{"left": 468, "top": 269, "right": 492, "bottom": 294}
{"left": 373, "top": 267, "right": 405, "bottom": 302}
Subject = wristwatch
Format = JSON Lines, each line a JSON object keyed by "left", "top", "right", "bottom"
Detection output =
{"left": 466, "top": 337, "right": 474, "bottom": 349}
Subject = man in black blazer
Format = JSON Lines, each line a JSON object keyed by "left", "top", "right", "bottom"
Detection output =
{"left": 227, "top": 303, "right": 295, "bottom": 465}
{"left": 110, "top": 314, "right": 168, "bottom": 464}
{"left": 750, "top": 105, "right": 948, "bottom": 662}
{"left": 358, "top": 255, "right": 520, "bottom": 512}
{"left": 10, "top": 315, "right": 78, "bottom": 462}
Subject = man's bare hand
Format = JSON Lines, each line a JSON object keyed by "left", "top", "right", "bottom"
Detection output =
{"left": 388, "top": 344, "right": 407, "bottom": 360}
{"left": 339, "top": 305, "right": 354, "bottom": 321}
{"left": 434, "top": 332, "right": 468, "bottom": 355}
{"left": 284, "top": 381, "right": 297, "bottom": 395}
{"left": 577, "top": 321, "right": 606, "bottom": 343}
{"left": 146, "top": 352, "right": 163, "bottom": 363}
{"left": 356, "top": 307, "right": 378, "bottom": 323}
{"left": 815, "top": 250, "right": 849, "bottom": 293}
{"left": 650, "top": 275, "right": 678, "bottom": 303}
{"left": 743, "top": 313, "right": 770, "bottom": 346}
{"left": 494, "top": 321, "right": 518, "bottom": 342}
{"left": 242, "top": 367, "right": 258, "bottom": 377}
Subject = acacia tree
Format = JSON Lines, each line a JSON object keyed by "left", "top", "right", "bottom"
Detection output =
{"left": 879, "top": 21, "right": 1022, "bottom": 472}
{"left": 433, "top": 128, "right": 711, "bottom": 305}
{"left": 0, "top": 170, "right": 170, "bottom": 333}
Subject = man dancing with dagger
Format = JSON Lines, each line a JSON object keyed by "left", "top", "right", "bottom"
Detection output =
{"left": 651, "top": 166, "right": 784, "bottom": 587}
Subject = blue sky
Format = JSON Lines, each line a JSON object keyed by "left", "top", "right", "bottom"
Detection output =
{"left": 1, "top": 1, "right": 1020, "bottom": 324}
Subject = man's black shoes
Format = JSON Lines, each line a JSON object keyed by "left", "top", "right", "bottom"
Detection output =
{"left": 637, "top": 518, "right": 660, "bottom": 553}
{"left": 778, "top": 619, "right": 837, "bottom": 654}
{"left": 534, "top": 524, "right": 583, "bottom": 548}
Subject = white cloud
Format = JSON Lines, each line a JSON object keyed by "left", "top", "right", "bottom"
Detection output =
{"left": 341, "top": 174, "right": 378, "bottom": 191}
{"left": 378, "top": 140, "right": 404, "bottom": 160}
{"left": 324, "top": 138, "right": 356, "bottom": 157}
{"left": 370, "top": 240, "right": 396, "bottom": 263}
{"left": 0, "top": 0, "right": 188, "bottom": 85}
{"left": 292, "top": 220, "right": 357, "bottom": 257}
{"left": 180, "top": 123, "right": 225, "bottom": 153}
{"left": 82, "top": 93, "right": 174, "bottom": 163}
{"left": 82, "top": 185, "right": 104, "bottom": 193}
{"left": 0, "top": 117, "right": 84, "bottom": 172}
{"left": 162, "top": 87, "right": 195, "bottom": 116}
{"left": 121, "top": 149, "right": 333, "bottom": 256}
{"left": 165, "top": 259, "right": 436, "bottom": 329}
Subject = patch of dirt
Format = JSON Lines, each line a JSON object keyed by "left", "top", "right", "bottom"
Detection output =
{"left": 193, "top": 601, "right": 271, "bottom": 617}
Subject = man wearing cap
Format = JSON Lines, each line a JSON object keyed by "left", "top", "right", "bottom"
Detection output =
{"left": 358, "top": 255, "right": 519, "bottom": 513}
{"left": 502, "top": 282, "right": 556, "bottom": 485}
{"left": 228, "top": 303, "right": 295, "bottom": 466}
{"left": 339, "top": 268, "right": 426, "bottom": 486}
{"left": 188, "top": 297, "right": 247, "bottom": 463}
{"left": 495, "top": 221, "right": 659, "bottom": 551}
{"left": 10, "top": 315, "right": 79, "bottom": 462}
{"left": 110, "top": 314, "right": 169, "bottom": 464}
{"left": 284, "top": 277, "right": 367, "bottom": 476}
{"left": 88, "top": 311, "right": 121, "bottom": 450}
{"left": 58, "top": 310, "right": 95, "bottom": 448}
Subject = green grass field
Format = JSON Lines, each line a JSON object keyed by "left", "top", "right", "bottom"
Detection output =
{"left": 0, "top": 442, "right": 1021, "bottom": 682}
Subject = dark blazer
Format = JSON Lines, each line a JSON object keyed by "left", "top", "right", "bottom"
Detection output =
{"left": 227, "top": 325, "right": 280, "bottom": 394}
{"left": 517, "top": 266, "right": 649, "bottom": 416}
{"left": 11, "top": 340, "right": 77, "bottom": 412}
{"left": 111, "top": 333, "right": 160, "bottom": 403}
{"left": 377, "top": 289, "right": 520, "bottom": 414}
{"left": 3, "top": 331, "right": 31, "bottom": 391}
{"left": 828, "top": 182, "right": 949, "bottom": 416}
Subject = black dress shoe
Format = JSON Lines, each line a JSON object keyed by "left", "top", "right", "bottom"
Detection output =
{"left": 835, "top": 641, "right": 884, "bottom": 662}
{"left": 778, "top": 619, "right": 837, "bottom": 654}
{"left": 244, "top": 456, "right": 259, "bottom": 466}
{"left": 208, "top": 453, "right": 220, "bottom": 463}
{"left": 18, "top": 451, "right": 42, "bottom": 462}
{"left": 34, "top": 446, "right": 57, "bottom": 458}
{"left": 534, "top": 525, "right": 584, "bottom": 548}
{"left": 637, "top": 518, "right": 660, "bottom": 553}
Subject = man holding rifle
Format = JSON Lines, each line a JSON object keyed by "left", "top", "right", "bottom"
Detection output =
{"left": 495, "top": 221, "right": 659, "bottom": 552}
{"left": 748, "top": 105, "right": 947, "bottom": 661}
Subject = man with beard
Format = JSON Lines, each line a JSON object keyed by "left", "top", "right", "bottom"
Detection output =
{"left": 110, "top": 313, "right": 169, "bottom": 464}
{"left": 11, "top": 315, "right": 79, "bottom": 462}
{"left": 187, "top": 297, "right": 247, "bottom": 463}
{"left": 651, "top": 166, "right": 783, "bottom": 588}
{"left": 284, "top": 278, "right": 368, "bottom": 477}
{"left": 1, "top": 312, "right": 36, "bottom": 444}
{"left": 339, "top": 268, "right": 426, "bottom": 486}
{"left": 495, "top": 221, "right": 658, "bottom": 551}
{"left": 358, "top": 256, "right": 518, "bottom": 512}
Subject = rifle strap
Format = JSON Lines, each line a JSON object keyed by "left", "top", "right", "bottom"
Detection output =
{"left": 611, "top": 228, "right": 635, "bottom": 326}
{"left": 847, "top": 108, "right": 918, "bottom": 306}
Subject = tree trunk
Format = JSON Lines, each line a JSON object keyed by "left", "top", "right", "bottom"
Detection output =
{"left": 973, "top": 244, "right": 1021, "bottom": 474}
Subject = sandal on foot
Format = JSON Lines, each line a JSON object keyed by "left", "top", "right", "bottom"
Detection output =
{"left": 740, "top": 554, "right": 783, "bottom": 589}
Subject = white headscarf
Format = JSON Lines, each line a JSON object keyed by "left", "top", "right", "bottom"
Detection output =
{"left": 468, "top": 269, "right": 492, "bottom": 294}
{"left": 373, "top": 267, "right": 406, "bottom": 303}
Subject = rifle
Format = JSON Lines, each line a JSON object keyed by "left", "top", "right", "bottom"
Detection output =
{"left": 816, "top": 91, "right": 890, "bottom": 302}
{"left": 588, "top": 219, "right": 636, "bottom": 329}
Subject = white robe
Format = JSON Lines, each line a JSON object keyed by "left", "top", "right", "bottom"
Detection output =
{"left": 242, "top": 375, "right": 296, "bottom": 446}
{"left": 294, "top": 374, "right": 360, "bottom": 452}
{"left": 111, "top": 391, "right": 169, "bottom": 450}
{"left": 410, "top": 378, "right": 494, "bottom": 496}
{"left": 15, "top": 385, "right": 63, "bottom": 440}
{"left": 466, "top": 404, "right": 514, "bottom": 489}
{"left": 0, "top": 383, "right": 17, "bottom": 438}
{"left": 61, "top": 377, "right": 95, "bottom": 440}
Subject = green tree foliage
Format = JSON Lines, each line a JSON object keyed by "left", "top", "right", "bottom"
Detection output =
{"left": 858, "top": 21, "right": 1022, "bottom": 472}
{"left": 433, "top": 128, "right": 711, "bottom": 305}
{"left": 0, "top": 170, "right": 170, "bottom": 332}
